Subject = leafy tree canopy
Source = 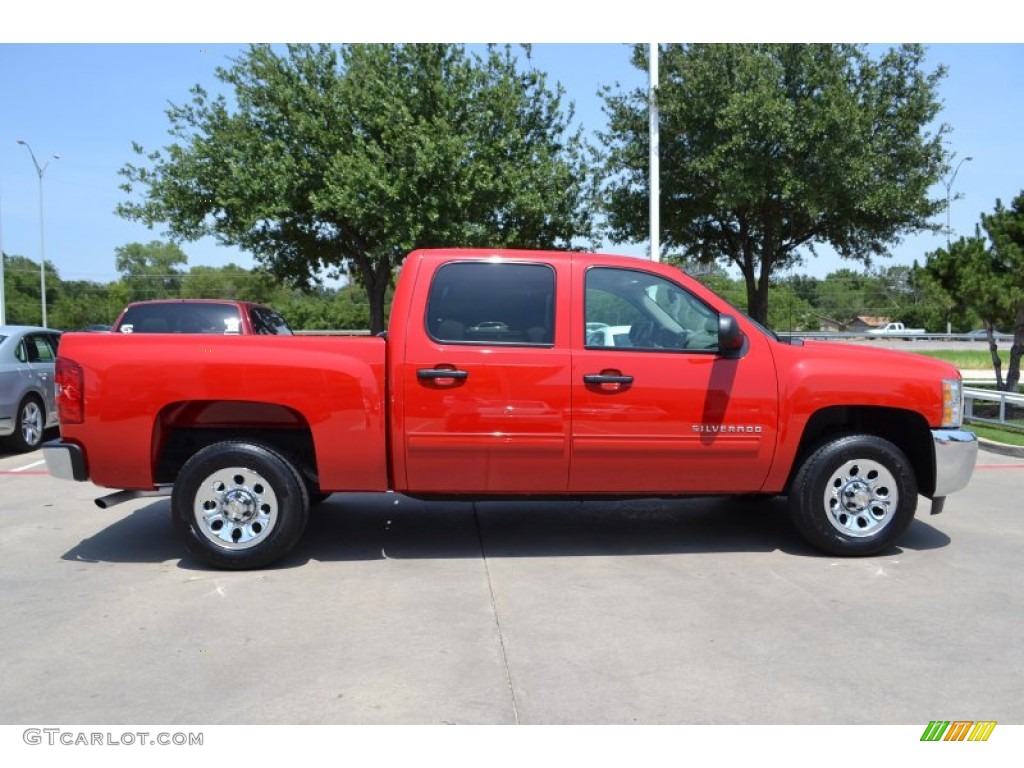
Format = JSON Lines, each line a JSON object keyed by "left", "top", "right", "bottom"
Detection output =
{"left": 1, "top": 254, "right": 60, "bottom": 326}
{"left": 979, "top": 193, "right": 1024, "bottom": 389}
{"left": 118, "top": 43, "right": 597, "bottom": 333}
{"left": 922, "top": 192, "right": 1024, "bottom": 390}
{"left": 114, "top": 240, "right": 188, "bottom": 302}
{"left": 601, "top": 43, "right": 950, "bottom": 323}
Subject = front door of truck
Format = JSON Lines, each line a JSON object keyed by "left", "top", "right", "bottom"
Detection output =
{"left": 570, "top": 264, "right": 777, "bottom": 494}
{"left": 401, "top": 259, "right": 571, "bottom": 493}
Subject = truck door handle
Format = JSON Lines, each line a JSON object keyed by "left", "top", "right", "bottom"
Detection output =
{"left": 583, "top": 373, "right": 633, "bottom": 385}
{"left": 417, "top": 368, "right": 469, "bottom": 381}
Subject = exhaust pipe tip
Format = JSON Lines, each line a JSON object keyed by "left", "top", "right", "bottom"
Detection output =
{"left": 95, "top": 486, "right": 173, "bottom": 509}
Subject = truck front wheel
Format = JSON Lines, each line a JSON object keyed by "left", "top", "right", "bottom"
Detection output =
{"left": 789, "top": 435, "right": 917, "bottom": 556}
{"left": 172, "top": 442, "right": 310, "bottom": 569}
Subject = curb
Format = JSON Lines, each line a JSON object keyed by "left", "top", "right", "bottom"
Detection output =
{"left": 977, "top": 437, "right": 1024, "bottom": 458}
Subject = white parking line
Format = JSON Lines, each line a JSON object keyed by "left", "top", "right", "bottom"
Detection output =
{"left": 10, "top": 460, "right": 46, "bottom": 472}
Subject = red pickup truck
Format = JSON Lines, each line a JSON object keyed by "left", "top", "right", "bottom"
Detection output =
{"left": 44, "top": 249, "right": 978, "bottom": 569}
{"left": 112, "top": 299, "right": 293, "bottom": 336}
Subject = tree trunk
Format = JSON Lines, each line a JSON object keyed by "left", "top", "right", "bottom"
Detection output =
{"left": 363, "top": 262, "right": 392, "bottom": 336}
{"left": 741, "top": 258, "right": 772, "bottom": 325}
{"left": 1005, "top": 307, "right": 1024, "bottom": 392}
{"left": 351, "top": 252, "right": 394, "bottom": 336}
{"left": 985, "top": 323, "right": 1005, "bottom": 390}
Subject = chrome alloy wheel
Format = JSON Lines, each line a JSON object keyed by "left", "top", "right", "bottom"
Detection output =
{"left": 193, "top": 467, "right": 279, "bottom": 550}
{"left": 20, "top": 399, "right": 44, "bottom": 448}
{"left": 823, "top": 458, "right": 899, "bottom": 538}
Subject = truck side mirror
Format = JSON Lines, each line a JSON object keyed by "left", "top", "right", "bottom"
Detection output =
{"left": 718, "top": 314, "right": 745, "bottom": 354}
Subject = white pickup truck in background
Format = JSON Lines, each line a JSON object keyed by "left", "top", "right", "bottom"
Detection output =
{"left": 866, "top": 322, "right": 926, "bottom": 339}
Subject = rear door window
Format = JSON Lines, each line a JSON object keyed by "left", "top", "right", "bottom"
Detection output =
{"left": 425, "top": 262, "right": 556, "bottom": 346}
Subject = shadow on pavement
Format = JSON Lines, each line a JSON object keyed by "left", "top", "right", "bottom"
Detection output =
{"left": 61, "top": 500, "right": 181, "bottom": 565}
{"left": 61, "top": 492, "right": 950, "bottom": 570}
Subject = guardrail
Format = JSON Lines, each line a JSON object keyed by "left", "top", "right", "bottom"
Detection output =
{"left": 777, "top": 331, "right": 1015, "bottom": 342}
{"left": 292, "top": 329, "right": 373, "bottom": 336}
{"left": 964, "top": 386, "right": 1024, "bottom": 432}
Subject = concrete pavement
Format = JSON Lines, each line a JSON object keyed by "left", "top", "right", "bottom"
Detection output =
{"left": 1, "top": 445, "right": 1022, "bottom": 725}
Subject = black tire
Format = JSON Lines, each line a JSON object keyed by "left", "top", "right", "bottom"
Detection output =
{"left": 172, "top": 442, "right": 310, "bottom": 569}
{"left": 7, "top": 396, "right": 46, "bottom": 452}
{"left": 788, "top": 435, "right": 917, "bottom": 556}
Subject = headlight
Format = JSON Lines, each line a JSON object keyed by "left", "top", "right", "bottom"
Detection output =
{"left": 942, "top": 377, "right": 963, "bottom": 428}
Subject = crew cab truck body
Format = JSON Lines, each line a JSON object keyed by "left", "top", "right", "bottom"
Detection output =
{"left": 45, "top": 249, "right": 978, "bottom": 569}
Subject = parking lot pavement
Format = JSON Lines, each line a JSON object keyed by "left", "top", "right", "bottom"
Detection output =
{"left": 1, "top": 448, "right": 1022, "bottom": 725}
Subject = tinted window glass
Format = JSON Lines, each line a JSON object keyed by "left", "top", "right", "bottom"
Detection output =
{"left": 26, "top": 334, "right": 56, "bottom": 363}
{"left": 585, "top": 267, "right": 719, "bottom": 352}
{"left": 426, "top": 262, "right": 555, "bottom": 346}
{"left": 118, "top": 304, "right": 243, "bottom": 334}
{"left": 250, "top": 306, "right": 293, "bottom": 335}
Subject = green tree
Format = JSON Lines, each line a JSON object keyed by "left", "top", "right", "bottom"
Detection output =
{"left": 114, "top": 241, "right": 188, "bottom": 301}
{"left": 815, "top": 268, "right": 871, "bottom": 328}
{"left": 118, "top": 44, "right": 596, "bottom": 334}
{"left": 180, "top": 263, "right": 280, "bottom": 303}
{"left": 929, "top": 231, "right": 1015, "bottom": 387}
{"left": 50, "top": 280, "right": 122, "bottom": 329}
{"left": 600, "top": 44, "right": 949, "bottom": 324}
{"left": 766, "top": 284, "right": 819, "bottom": 332}
{"left": 779, "top": 274, "right": 821, "bottom": 308}
{"left": 979, "top": 193, "right": 1024, "bottom": 390}
{"left": 1, "top": 254, "right": 60, "bottom": 326}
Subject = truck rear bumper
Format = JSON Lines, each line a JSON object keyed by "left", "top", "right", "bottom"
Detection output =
{"left": 43, "top": 439, "right": 89, "bottom": 482}
{"left": 931, "top": 428, "right": 978, "bottom": 499}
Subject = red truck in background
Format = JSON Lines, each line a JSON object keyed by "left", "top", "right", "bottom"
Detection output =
{"left": 44, "top": 249, "right": 978, "bottom": 569}
{"left": 112, "top": 299, "right": 293, "bottom": 336}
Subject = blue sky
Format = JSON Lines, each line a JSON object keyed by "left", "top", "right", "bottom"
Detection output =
{"left": 2, "top": 12, "right": 1023, "bottom": 287}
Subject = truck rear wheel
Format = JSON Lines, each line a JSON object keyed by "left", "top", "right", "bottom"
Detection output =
{"left": 789, "top": 435, "right": 917, "bottom": 556}
{"left": 172, "top": 442, "right": 310, "bottom": 569}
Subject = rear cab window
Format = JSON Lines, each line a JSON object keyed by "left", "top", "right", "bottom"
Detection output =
{"left": 426, "top": 262, "right": 556, "bottom": 346}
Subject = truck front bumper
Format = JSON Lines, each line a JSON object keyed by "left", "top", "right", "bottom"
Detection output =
{"left": 931, "top": 428, "right": 978, "bottom": 501}
{"left": 43, "top": 439, "right": 89, "bottom": 482}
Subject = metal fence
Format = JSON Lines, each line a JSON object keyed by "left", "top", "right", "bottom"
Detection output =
{"left": 964, "top": 387, "right": 1024, "bottom": 432}
{"left": 777, "top": 331, "right": 1015, "bottom": 343}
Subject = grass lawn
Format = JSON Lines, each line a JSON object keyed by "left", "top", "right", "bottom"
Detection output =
{"left": 968, "top": 423, "right": 1024, "bottom": 447}
{"left": 912, "top": 350, "right": 999, "bottom": 370}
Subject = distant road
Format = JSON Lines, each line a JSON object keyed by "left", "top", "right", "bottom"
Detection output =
{"left": 818, "top": 337, "right": 1001, "bottom": 352}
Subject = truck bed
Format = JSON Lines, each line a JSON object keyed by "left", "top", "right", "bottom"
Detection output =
{"left": 55, "top": 332, "right": 388, "bottom": 492}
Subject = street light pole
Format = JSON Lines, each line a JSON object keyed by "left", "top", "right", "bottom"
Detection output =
{"left": 649, "top": 42, "right": 660, "bottom": 263}
{"left": 17, "top": 140, "right": 59, "bottom": 328}
{"left": 1, "top": 192, "right": 6, "bottom": 325}
{"left": 944, "top": 154, "right": 973, "bottom": 251}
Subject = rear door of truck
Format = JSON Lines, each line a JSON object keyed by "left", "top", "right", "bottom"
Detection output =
{"left": 398, "top": 255, "right": 572, "bottom": 493}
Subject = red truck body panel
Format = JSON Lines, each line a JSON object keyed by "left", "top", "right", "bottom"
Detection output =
{"left": 57, "top": 334, "right": 387, "bottom": 492}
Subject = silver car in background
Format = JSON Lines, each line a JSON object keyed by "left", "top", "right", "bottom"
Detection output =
{"left": 0, "top": 326, "right": 62, "bottom": 452}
